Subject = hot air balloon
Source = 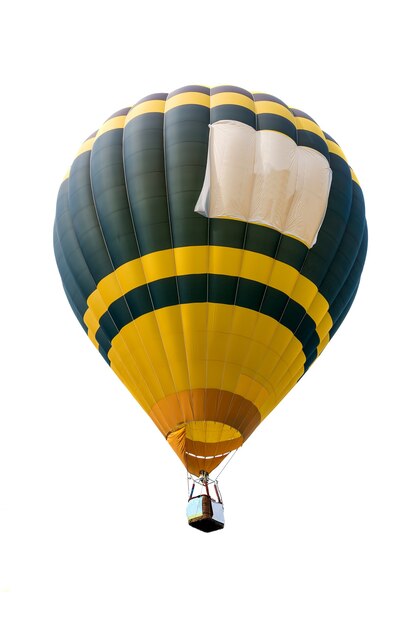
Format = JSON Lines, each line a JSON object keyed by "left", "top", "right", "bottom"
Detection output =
{"left": 53, "top": 85, "right": 367, "bottom": 532}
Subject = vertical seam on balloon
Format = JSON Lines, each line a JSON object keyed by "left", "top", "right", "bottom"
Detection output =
{"left": 121, "top": 97, "right": 190, "bottom": 438}
{"left": 163, "top": 92, "right": 197, "bottom": 476}
{"left": 209, "top": 89, "right": 257, "bottom": 466}
{"left": 57, "top": 170, "right": 162, "bottom": 425}
{"left": 87, "top": 112, "right": 168, "bottom": 430}
{"left": 201, "top": 89, "right": 214, "bottom": 469}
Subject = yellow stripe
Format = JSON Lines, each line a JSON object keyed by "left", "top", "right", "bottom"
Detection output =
{"left": 210, "top": 92, "right": 255, "bottom": 112}
{"left": 351, "top": 168, "right": 360, "bottom": 185}
{"left": 316, "top": 312, "right": 332, "bottom": 350}
{"left": 186, "top": 422, "right": 241, "bottom": 443}
{"left": 293, "top": 115, "right": 326, "bottom": 142}
{"left": 63, "top": 136, "right": 96, "bottom": 182}
{"left": 317, "top": 332, "right": 330, "bottom": 356}
{"left": 163, "top": 91, "right": 257, "bottom": 114}
{"left": 83, "top": 245, "right": 331, "bottom": 342}
{"left": 327, "top": 139, "right": 347, "bottom": 161}
{"left": 252, "top": 100, "right": 295, "bottom": 123}
{"left": 95, "top": 115, "right": 127, "bottom": 139}
{"left": 76, "top": 136, "right": 95, "bottom": 157}
{"left": 327, "top": 139, "right": 360, "bottom": 186}
{"left": 165, "top": 91, "right": 210, "bottom": 112}
{"left": 125, "top": 99, "right": 166, "bottom": 124}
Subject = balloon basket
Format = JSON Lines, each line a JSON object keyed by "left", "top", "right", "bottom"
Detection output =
{"left": 186, "top": 472, "right": 224, "bottom": 533}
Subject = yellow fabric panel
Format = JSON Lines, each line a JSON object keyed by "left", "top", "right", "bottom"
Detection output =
{"left": 165, "top": 91, "right": 210, "bottom": 112}
{"left": 351, "top": 169, "right": 360, "bottom": 185}
{"left": 179, "top": 304, "right": 209, "bottom": 391}
{"left": 95, "top": 115, "right": 127, "bottom": 139}
{"left": 108, "top": 303, "right": 307, "bottom": 422}
{"left": 252, "top": 99, "right": 295, "bottom": 123}
{"left": 185, "top": 421, "right": 241, "bottom": 444}
{"left": 109, "top": 309, "right": 186, "bottom": 399}
{"left": 185, "top": 436, "right": 243, "bottom": 457}
{"left": 167, "top": 426, "right": 187, "bottom": 459}
{"left": 64, "top": 135, "right": 96, "bottom": 181}
{"left": 152, "top": 306, "right": 194, "bottom": 391}
{"left": 76, "top": 136, "right": 95, "bottom": 157}
{"left": 141, "top": 248, "right": 176, "bottom": 283}
{"left": 259, "top": 364, "right": 304, "bottom": 418}
{"left": 208, "top": 244, "right": 242, "bottom": 276}
{"left": 84, "top": 308, "right": 100, "bottom": 348}
{"left": 109, "top": 326, "right": 167, "bottom": 403}
{"left": 308, "top": 296, "right": 330, "bottom": 330}
{"left": 109, "top": 360, "right": 152, "bottom": 415}
{"left": 210, "top": 92, "right": 255, "bottom": 112}
{"left": 316, "top": 311, "right": 333, "bottom": 343}
{"left": 125, "top": 99, "right": 166, "bottom": 124}
{"left": 293, "top": 115, "right": 326, "bottom": 142}
{"left": 317, "top": 333, "right": 330, "bottom": 356}
{"left": 175, "top": 246, "right": 209, "bottom": 275}
{"left": 91, "top": 258, "right": 146, "bottom": 313}
{"left": 235, "top": 374, "right": 269, "bottom": 408}
{"left": 163, "top": 90, "right": 256, "bottom": 113}
{"left": 327, "top": 139, "right": 347, "bottom": 161}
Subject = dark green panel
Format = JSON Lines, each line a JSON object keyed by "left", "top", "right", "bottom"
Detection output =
{"left": 297, "top": 129, "right": 329, "bottom": 160}
{"left": 177, "top": 274, "right": 207, "bottom": 303}
{"left": 123, "top": 111, "right": 172, "bottom": 256}
{"left": 290, "top": 108, "right": 317, "bottom": 123}
{"left": 90, "top": 128, "right": 139, "bottom": 268}
{"left": 209, "top": 218, "right": 247, "bottom": 249}
{"left": 164, "top": 104, "right": 210, "bottom": 248}
{"left": 210, "top": 105, "right": 256, "bottom": 128}
{"left": 257, "top": 113, "right": 297, "bottom": 141}
{"left": 135, "top": 92, "right": 168, "bottom": 104}
{"left": 55, "top": 179, "right": 97, "bottom": 303}
{"left": 329, "top": 223, "right": 368, "bottom": 337}
{"left": 275, "top": 236, "right": 309, "bottom": 272}
{"left": 235, "top": 278, "right": 266, "bottom": 311}
{"left": 149, "top": 278, "right": 179, "bottom": 310}
{"left": 211, "top": 85, "right": 254, "bottom": 98}
{"left": 208, "top": 274, "right": 238, "bottom": 305}
{"left": 53, "top": 220, "right": 88, "bottom": 330}
{"left": 244, "top": 222, "right": 282, "bottom": 259}
{"left": 169, "top": 85, "right": 210, "bottom": 97}
{"left": 54, "top": 180, "right": 129, "bottom": 360}
{"left": 68, "top": 152, "right": 114, "bottom": 284}
{"left": 320, "top": 182, "right": 366, "bottom": 306}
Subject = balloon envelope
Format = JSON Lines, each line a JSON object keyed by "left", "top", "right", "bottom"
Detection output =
{"left": 54, "top": 85, "right": 367, "bottom": 476}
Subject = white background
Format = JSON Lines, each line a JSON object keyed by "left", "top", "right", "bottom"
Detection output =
{"left": 1, "top": 1, "right": 415, "bottom": 624}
